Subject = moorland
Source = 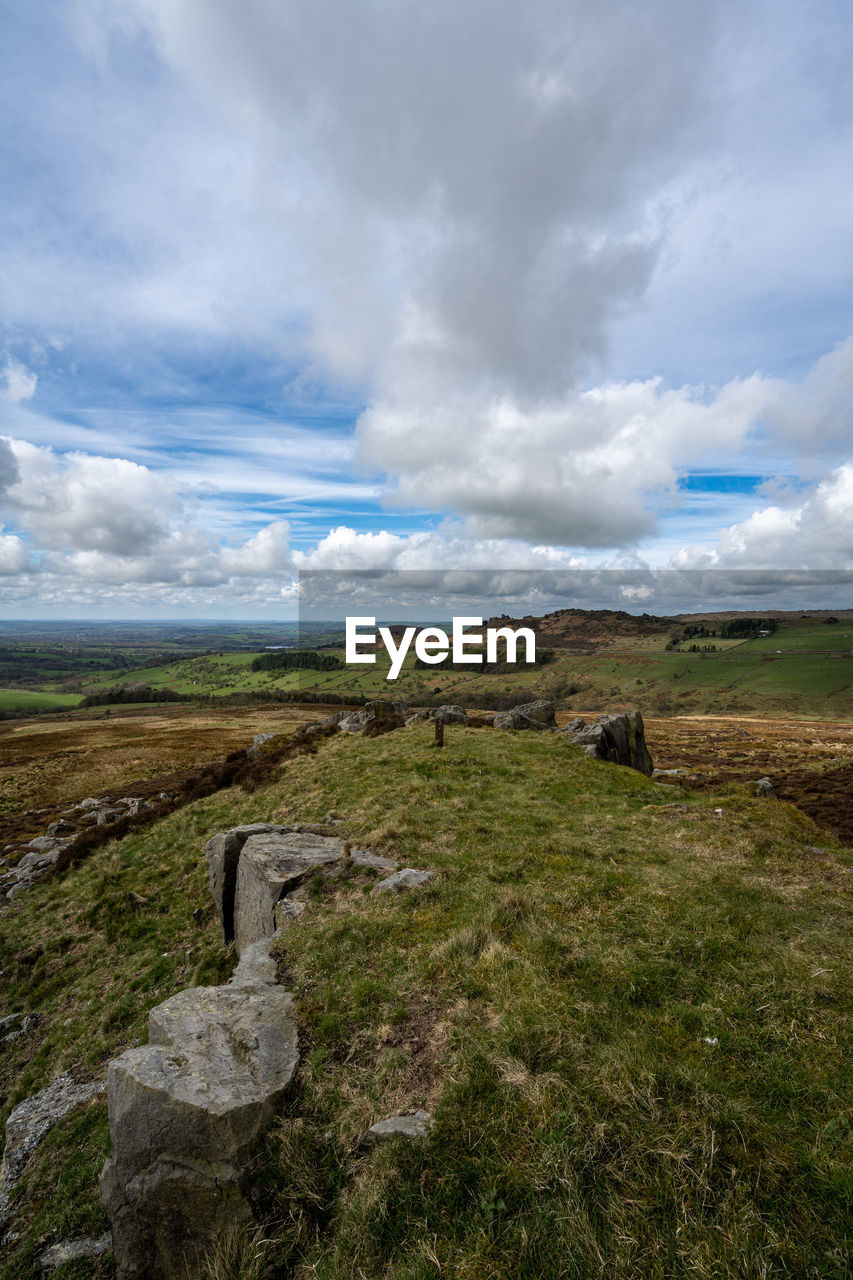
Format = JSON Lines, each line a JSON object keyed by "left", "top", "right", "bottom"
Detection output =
{"left": 0, "top": 610, "right": 850, "bottom": 1278}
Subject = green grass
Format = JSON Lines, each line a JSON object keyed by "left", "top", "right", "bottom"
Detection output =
{"left": 1, "top": 724, "right": 851, "bottom": 1277}
{"left": 0, "top": 688, "right": 84, "bottom": 712}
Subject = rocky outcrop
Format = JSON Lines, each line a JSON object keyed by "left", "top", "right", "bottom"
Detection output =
{"left": 429, "top": 705, "right": 468, "bottom": 725}
{"left": 233, "top": 831, "right": 344, "bottom": 955}
{"left": 100, "top": 940, "right": 298, "bottom": 1280}
{"left": 338, "top": 700, "right": 408, "bottom": 732}
{"left": 493, "top": 700, "right": 557, "bottom": 731}
{"left": 560, "top": 711, "right": 653, "bottom": 775}
{"left": 204, "top": 823, "right": 297, "bottom": 944}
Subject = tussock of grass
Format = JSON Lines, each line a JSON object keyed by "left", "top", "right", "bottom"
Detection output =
{"left": 1, "top": 723, "right": 851, "bottom": 1278}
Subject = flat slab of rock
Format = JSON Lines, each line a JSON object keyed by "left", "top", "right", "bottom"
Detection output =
{"left": 371, "top": 868, "right": 433, "bottom": 896}
{"left": 364, "top": 1110, "right": 432, "bottom": 1145}
{"left": 100, "top": 940, "right": 297, "bottom": 1279}
{"left": 234, "top": 831, "right": 344, "bottom": 955}
{"left": 493, "top": 700, "right": 556, "bottom": 731}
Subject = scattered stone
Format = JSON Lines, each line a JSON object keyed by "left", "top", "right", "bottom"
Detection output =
{"left": 37, "top": 1233, "right": 113, "bottom": 1269}
{"left": 122, "top": 798, "right": 152, "bottom": 815}
{"left": 1, "top": 1074, "right": 105, "bottom": 1229}
{"left": 100, "top": 940, "right": 297, "bottom": 1280}
{"left": 364, "top": 1110, "right": 432, "bottom": 1145}
{"left": 23, "top": 836, "right": 63, "bottom": 853}
{"left": 405, "top": 708, "right": 431, "bottom": 725}
{"left": 45, "top": 819, "right": 75, "bottom": 837}
{"left": 16, "top": 851, "right": 48, "bottom": 872}
{"left": 76, "top": 797, "right": 103, "bottom": 810}
{"left": 755, "top": 777, "right": 776, "bottom": 797}
{"left": 493, "top": 700, "right": 556, "bottom": 731}
{"left": 652, "top": 768, "right": 683, "bottom": 778}
{"left": 349, "top": 850, "right": 398, "bottom": 871}
{"left": 246, "top": 733, "right": 275, "bottom": 759}
{"left": 0, "top": 1013, "right": 32, "bottom": 1046}
{"left": 560, "top": 711, "right": 653, "bottom": 775}
{"left": 95, "top": 807, "right": 125, "bottom": 826}
{"left": 233, "top": 831, "right": 343, "bottom": 955}
{"left": 371, "top": 868, "right": 433, "bottom": 896}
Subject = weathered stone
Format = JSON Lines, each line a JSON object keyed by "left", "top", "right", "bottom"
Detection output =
{"left": 274, "top": 898, "right": 306, "bottom": 929}
{"left": 45, "top": 819, "right": 75, "bottom": 837}
{"left": 493, "top": 700, "right": 556, "bottom": 731}
{"left": 429, "top": 705, "right": 467, "bottom": 725}
{"left": 122, "top": 798, "right": 152, "bottom": 815}
{"left": 37, "top": 1233, "right": 112, "bottom": 1269}
{"left": 24, "top": 836, "right": 63, "bottom": 853}
{"left": 339, "top": 700, "right": 408, "bottom": 732}
{"left": 100, "top": 944, "right": 297, "bottom": 1280}
{"left": 652, "top": 768, "right": 683, "bottom": 778}
{"left": 246, "top": 733, "right": 275, "bottom": 759}
{"left": 16, "top": 851, "right": 47, "bottom": 872}
{"left": 0, "top": 1013, "right": 32, "bottom": 1047}
{"left": 371, "top": 868, "right": 433, "bottom": 896}
{"left": 76, "top": 797, "right": 102, "bottom": 810}
{"left": 95, "top": 807, "right": 125, "bottom": 826}
{"left": 405, "top": 708, "right": 431, "bottom": 725}
{"left": 349, "top": 849, "right": 398, "bottom": 871}
{"left": 755, "top": 777, "right": 776, "bottom": 797}
{"left": 233, "top": 831, "right": 343, "bottom": 955}
{"left": 1, "top": 1074, "right": 104, "bottom": 1229}
{"left": 363, "top": 1109, "right": 432, "bottom": 1145}
{"left": 563, "top": 711, "right": 653, "bottom": 775}
{"left": 204, "top": 823, "right": 296, "bottom": 944}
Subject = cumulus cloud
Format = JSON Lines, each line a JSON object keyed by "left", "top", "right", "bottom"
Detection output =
{"left": 0, "top": 438, "right": 294, "bottom": 589}
{"left": 675, "top": 463, "right": 853, "bottom": 570}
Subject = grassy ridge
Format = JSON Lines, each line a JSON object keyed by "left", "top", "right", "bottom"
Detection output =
{"left": 1, "top": 724, "right": 851, "bottom": 1277}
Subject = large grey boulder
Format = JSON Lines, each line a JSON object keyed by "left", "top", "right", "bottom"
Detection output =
{"left": 493, "top": 700, "right": 556, "bottom": 731}
{"left": 562, "top": 711, "right": 653, "bottom": 775}
{"left": 429, "top": 705, "right": 467, "bottom": 725}
{"left": 100, "top": 940, "right": 297, "bottom": 1280}
{"left": 339, "top": 699, "right": 408, "bottom": 733}
{"left": 204, "top": 823, "right": 297, "bottom": 943}
{"left": 233, "top": 831, "right": 344, "bottom": 955}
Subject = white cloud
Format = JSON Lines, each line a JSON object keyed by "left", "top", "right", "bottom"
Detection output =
{"left": 0, "top": 357, "right": 37, "bottom": 405}
{"left": 675, "top": 463, "right": 853, "bottom": 569}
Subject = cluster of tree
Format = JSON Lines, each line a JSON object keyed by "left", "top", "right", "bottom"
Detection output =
{"left": 80, "top": 685, "right": 192, "bottom": 706}
{"left": 719, "top": 618, "right": 777, "bottom": 637}
{"left": 250, "top": 650, "right": 343, "bottom": 673}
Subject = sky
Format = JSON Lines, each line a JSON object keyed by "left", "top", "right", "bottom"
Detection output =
{"left": 0, "top": 0, "right": 852, "bottom": 618}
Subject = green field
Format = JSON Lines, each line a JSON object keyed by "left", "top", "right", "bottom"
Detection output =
{"left": 75, "top": 616, "right": 853, "bottom": 719}
{"left": 0, "top": 689, "right": 84, "bottom": 714}
{"left": 1, "top": 719, "right": 850, "bottom": 1278}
